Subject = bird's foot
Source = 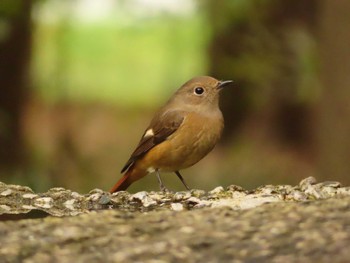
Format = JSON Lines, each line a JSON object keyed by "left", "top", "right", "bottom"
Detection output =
{"left": 160, "top": 185, "right": 171, "bottom": 193}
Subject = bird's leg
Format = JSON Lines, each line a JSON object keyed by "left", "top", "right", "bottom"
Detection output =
{"left": 156, "top": 170, "right": 169, "bottom": 192}
{"left": 175, "top": 171, "right": 190, "bottom": 191}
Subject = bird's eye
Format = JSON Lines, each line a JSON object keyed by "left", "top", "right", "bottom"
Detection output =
{"left": 194, "top": 87, "right": 204, "bottom": 95}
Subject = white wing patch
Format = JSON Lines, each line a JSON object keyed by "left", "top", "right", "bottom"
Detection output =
{"left": 144, "top": 129, "right": 154, "bottom": 138}
{"left": 147, "top": 167, "right": 155, "bottom": 173}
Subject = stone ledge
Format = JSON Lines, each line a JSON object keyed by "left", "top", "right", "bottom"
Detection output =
{"left": 1, "top": 176, "right": 349, "bottom": 216}
{"left": 1, "top": 195, "right": 350, "bottom": 262}
{"left": 1, "top": 177, "right": 350, "bottom": 262}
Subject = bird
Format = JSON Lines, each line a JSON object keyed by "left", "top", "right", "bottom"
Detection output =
{"left": 110, "top": 76, "right": 232, "bottom": 193}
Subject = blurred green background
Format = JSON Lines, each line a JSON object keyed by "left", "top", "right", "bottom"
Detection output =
{"left": 1, "top": 0, "right": 349, "bottom": 193}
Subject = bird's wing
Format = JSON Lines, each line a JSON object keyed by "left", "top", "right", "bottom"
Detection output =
{"left": 121, "top": 110, "right": 186, "bottom": 173}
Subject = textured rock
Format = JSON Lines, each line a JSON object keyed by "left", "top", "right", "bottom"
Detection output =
{"left": 0, "top": 196, "right": 350, "bottom": 262}
{"left": 0, "top": 177, "right": 350, "bottom": 262}
{"left": 1, "top": 176, "right": 349, "bottom": 217}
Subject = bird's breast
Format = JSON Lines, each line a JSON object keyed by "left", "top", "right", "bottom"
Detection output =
{"left": 143, "top": 111, "right": 224, "bottom": 171}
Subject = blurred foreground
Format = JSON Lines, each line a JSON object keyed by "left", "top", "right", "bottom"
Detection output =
{"left": 1, "top": 178, "right": 350, "bottom": 262}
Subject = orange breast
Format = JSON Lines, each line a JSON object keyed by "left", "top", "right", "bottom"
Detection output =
{"left": 139, "top": 112, "right": 224, "bottom": 172}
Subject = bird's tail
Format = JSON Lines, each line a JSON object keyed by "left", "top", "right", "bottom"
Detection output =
{"left": 109, "top": 166, "right": 146, "bottom": 193}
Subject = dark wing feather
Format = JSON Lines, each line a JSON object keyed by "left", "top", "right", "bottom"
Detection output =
{"left": 121, "top": 110, "right": 185, "bottom": 173}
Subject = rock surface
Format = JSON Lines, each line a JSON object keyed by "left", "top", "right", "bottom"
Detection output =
{"left": 0, "top": 177, "right": 350, "bottom": 262}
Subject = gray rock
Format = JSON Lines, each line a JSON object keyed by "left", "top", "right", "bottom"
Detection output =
{"left": 1, "top": 177, "right": 350, "bottom": 262}
{"left": 0, "top": 196, "right": 350, "bottom": 262}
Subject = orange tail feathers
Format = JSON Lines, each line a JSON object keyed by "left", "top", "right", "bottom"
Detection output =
{"left": 109, "top": 166, "right": 147, "bottom": 193}
{"left": 110, "top": 173, "right": 132, "bottom": 193}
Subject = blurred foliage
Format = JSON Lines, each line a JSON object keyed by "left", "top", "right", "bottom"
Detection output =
{"left": 1, "top": 0, "right": 349, "bottom": 192}
{"left": 209, "top": 0, "right": 319, "bottom": 104}
{"left": 0, "top": 0, "right": 22, "bottom": 17}
{"left": 32, "top": 5, "right": 209, "bottom": 106}
{"left": 0, "top": 0, "right": 32, "bottom": 180}
{"left": 207, "top": 0, "right": 319, "bottom": 152}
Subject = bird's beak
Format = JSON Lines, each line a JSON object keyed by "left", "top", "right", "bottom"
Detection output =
{"left": 217, "top": 80, "right": 233, "bottom": 89}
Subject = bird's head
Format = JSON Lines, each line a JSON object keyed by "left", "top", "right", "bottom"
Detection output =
{"left": 171, "top": 76, "right": 233, "bottom": 111}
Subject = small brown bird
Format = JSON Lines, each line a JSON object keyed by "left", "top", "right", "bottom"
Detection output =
{"left": 110, "top": 76, "right": 232, "bottom": 193}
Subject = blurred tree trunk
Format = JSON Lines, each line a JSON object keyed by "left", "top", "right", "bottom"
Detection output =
{"left": 0, "top": 0, "right": 32, "bottom": 172}
{"left": 207, "top": 0, "right": 317, "bottom": 152}
{"left": 317, "top": 0, "right": 350, "bottom": 183}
